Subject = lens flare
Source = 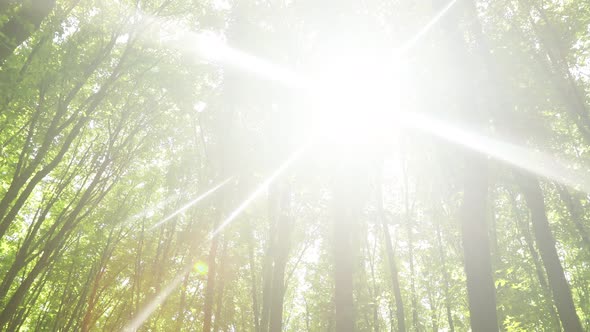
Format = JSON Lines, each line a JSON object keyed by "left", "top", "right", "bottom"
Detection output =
{"left": 194, "top": 261, "right": 209, "bottom": 275}
{"left": 122, "top": 2, "right": 587, "bottom": 330}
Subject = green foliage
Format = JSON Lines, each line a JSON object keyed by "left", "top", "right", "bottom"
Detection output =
{"left": 1, "top": 0, "right": 590, "bottom": 331}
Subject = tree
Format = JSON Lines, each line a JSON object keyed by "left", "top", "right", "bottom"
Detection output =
{"left": 1, "top": 0, "right": 590, "bottom": 331}
{"left": 519, "top": 174, "right": 584, "bottom": 332}
{"left": 0, "top": 0, "right": 57, "bottom": 63}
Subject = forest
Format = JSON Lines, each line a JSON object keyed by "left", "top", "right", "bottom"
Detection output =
{"left": 1, "top": 0, "right": 590, "bottom": 331}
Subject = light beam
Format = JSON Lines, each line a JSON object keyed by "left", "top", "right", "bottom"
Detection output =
{"left": 401, "top": 112, "right": 590, "bottom": 192}
{"left": 123, "top": 265, "right": 192, "bottom": 332}
{"left": 148, "top": 177, "right": 233, "bottom": 231}
{"left": 123, "top": 147, "right": 305, "bottom": 331}
{"left": 209, "top": 146, "right": 306, "bottom": 239}
{"left": 396, "top": 0, "right": 459, "bottom": 54}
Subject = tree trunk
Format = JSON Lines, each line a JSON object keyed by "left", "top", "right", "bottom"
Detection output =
{"left": 248, "top": 229, "right": 261, "bottom": 332}
{"left": 213, "top": 239, "right": 228, "bottom": 332}
{"left": 202, "top": 234, "right": 220, "bottom": 332}
{"left": 556, "top": 185, "right": 590, "bottom": 251}
{"left": 460, "top": 156, "right": 499, "bottom": 332}
{"left": 509, "top": 190, "right": 561, "bottom": 329}
{"left": 376, "top": 171, "right": 406, "bottom": 332}
{"left": 402, "top": 167, "right": 420, "bottom": 331}
{"left": 269, "top": 183, "right": 291, "bottom": 332}
{"left": 433, "top": 0, "right": 500, "bottom": 328}
{"left": 260, "top": 183, "right": 279, "bottom": 332}
{"left": 519, "top": 175, "right": 583, "bottom": 332}
{"left": 436, "top": 219, "right": 454, "bottom": 332}
{"left": 333, "top": 177, "right": 357, "bottom": 332}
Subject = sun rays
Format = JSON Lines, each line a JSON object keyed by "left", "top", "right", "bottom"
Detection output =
{"left": 148, "top": 177, "right": 233, "bottom": 231}
{"left": 124, "top": 0, "right": 590, "bottom": 329}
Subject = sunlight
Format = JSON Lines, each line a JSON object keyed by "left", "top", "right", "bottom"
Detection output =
{"left": 124, "top": 266, "right": 192, "bottom": 332}
{"left": 148, "top": 177, "right": 232, "bottom": 231}
{"left": 123, "top": 148, "right": 305, "bottom": 331}
{"left": 209, "top": 146, "right": 306, "bottom": 239}
{"left": 183, "top": 30, "right": 307, "bottom": 88}
{"left": 8, "top": 0, "right": 590, "bottom": 330}
{"left": 396, "top": 0, "right": 458, "bottom": 53}
{"left": 306, "top": 52, "right": 407, "bottom": 148}
{"left": 401, "top": 112, "right": 590, "bottom": 193}
{"left": 305, "top": 0, "right": 459, "bottom": 149}
{"left": 121, "top": 2, "right": 590, "bottom": 330}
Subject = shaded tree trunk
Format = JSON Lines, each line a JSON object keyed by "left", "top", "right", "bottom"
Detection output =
{"left": 248, "top": 229, "right": 261, "bottom": 332}
{"left": 202, "top": 233, "right": 220, "bottom": 332}
{"left": 509, "top": 189, "right": 561, "bottom": 329}
{"left": 269, "top": 183, "right": 292, "bottom": 332}
{"left": 376, "top": 167, "right": 406, "bottom": 332}
{"left": 213, "top": 239, "right": 228, "bottom": 332}
{"left": 260, "top": 183, "right": 279, "bottom": 332}
{"left": 333, "top": 176, "right": 357, "bottom": 332}
{"left": 460, "top": 156, "right": 499, "bottom": 332}
{"left": 519, "top": 175, "right": 583, "bottom": 332}
{"left": 434, "top": 0, "right": 500, "bottom": 329}
{"left": 402, "top": 166, "right": 420, "bottom": 331}
{"left": 435, "top": 219, "right": 454, "bottom": 332}
{"left": 556, "top": 185, "right": 590, "bottom": 251}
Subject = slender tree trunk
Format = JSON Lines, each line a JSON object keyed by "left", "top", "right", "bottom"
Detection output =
{"left": 9, "top": 266, "right": 51, "bottom": 331}
{"left": 268, "top": 251, "right": 287, "bottom": 332}
{"left": 269, "top": 184, "right": 291, "bottom": 332}
{"left": 333, "top": 176, "right": 357, "bottom": 332}
{"left": 81, "top": 268, "right": 104, "bottom": 332}
{"left": 260, "top": 183, "right": 279, "bottom": 332}
{"left": 367, "top": 231, "right": 380, "bottom": 332}
{"left": 382, "top": 222, "right": 406, "bottom": 332}
{"left": 304, "top": 297, "right": 311, "bottom": 332}
{"left": 556, "top": 185, "right": 590, "bottom": 251}
{"left": 376, "top": 167, "right": 405, "bottom": 332}
{"left": 383, "top": 233, "right": 404, "bottom": 330}
{"left": 402, "top": 167, "right": 420, "bottom": 331}
{"left": 175, "top": 274, "right": 189, "bottom": 331}
{"left": 426, "top": 286, "right": 438, "bottom": 332}
{"left": 509, "top": 190, "right": 561, "bottom": 329}
{"left": 248, "top": 230, "right": 261, "bottom": 332}
{"left": 202, "top": 234, "right": 220, "bottom": 332}
{"left": 519, "top": 175, "right": 583, "bottom": 332}
{"left": 134, "top": 219, "right": 145, "bottom": 313}
{"left": 435, "top": 217, "right": 454, "bottom": 332}
{"left": 213, "top": 239, "right": 228, "bottom": 332}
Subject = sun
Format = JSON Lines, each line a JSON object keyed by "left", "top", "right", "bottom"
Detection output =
{"left": 306, "top": 51, "right": 410, "bottom": 150}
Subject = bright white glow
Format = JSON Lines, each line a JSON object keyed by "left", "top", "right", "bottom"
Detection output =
{"left": 192, "top": 31, "right": 228, "bottom": 61}
{"left": 306, "top": 52, "right": 409, "bottom": 149}
{"left": 209, "top": 146, "right": 306, "bottom": 239}
{"left": 148, "top": 177, "right": 233, "bottom": 231}
{"left": 305, "top": 0, "right": 459, "bottom": 148}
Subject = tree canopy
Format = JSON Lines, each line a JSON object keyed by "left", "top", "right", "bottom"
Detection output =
{"left": 1, "top": 0, "right": 590, "bottom": 331}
